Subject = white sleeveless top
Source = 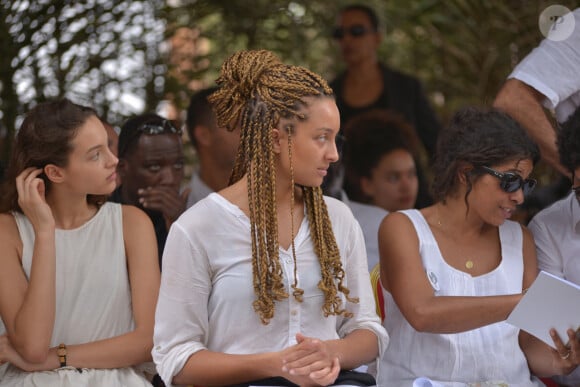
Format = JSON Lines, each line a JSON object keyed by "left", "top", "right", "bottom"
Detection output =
{"left": 0, "top": 202, "right": 151, "bottom": 386}
{"left": 377, "top": 209, "right": 542, "bottom": 387}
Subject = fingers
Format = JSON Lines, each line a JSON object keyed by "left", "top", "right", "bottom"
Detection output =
{"left": 138, "top": 186, "right": 187, "bottom": 219}
{"left": 180, "top": 187, "right": 192, "bottom": 201}
{"left": 551, "top": 328, "right": 569, "bottom": 357}
{"left": 283, "top": 335, "right": 334, "bottom": 378}
{"left": 16, "top": 168, "right": 44, "bottom": 203}
{"left": 309, "top": 357, "right": 341, "bottom": 385}
{"left": 550, "top": 328, "right": 579, "bottom": 373}
{"left": 295, "top": 332, "right": 307, "bottom": 343}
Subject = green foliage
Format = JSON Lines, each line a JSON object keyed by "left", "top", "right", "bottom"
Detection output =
{"left": 1, "top": 0, "right": 577, "bottom": 173}
{"left": 0, "top": 0, "right": 166, "bottom": 165}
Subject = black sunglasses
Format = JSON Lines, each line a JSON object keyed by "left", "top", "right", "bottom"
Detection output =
{"left": 480, "top": 166, "right": 537, "bottom": 196}
{"left": 332, "top": 25, "right": 371, "bottom": 40}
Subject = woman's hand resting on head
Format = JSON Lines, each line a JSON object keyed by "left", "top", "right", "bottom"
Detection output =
{"left": 15, "top": 168, "right": 55, "bottom": 233}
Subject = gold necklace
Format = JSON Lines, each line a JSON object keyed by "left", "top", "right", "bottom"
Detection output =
{"left": 436, "top": 205, "right": 474, "bottom": 270}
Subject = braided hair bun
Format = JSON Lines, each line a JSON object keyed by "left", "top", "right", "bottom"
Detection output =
{"left": 210, "top": 50, "right": 284, "bottom": 131}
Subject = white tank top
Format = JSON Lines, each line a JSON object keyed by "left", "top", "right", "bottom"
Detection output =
{"left": 377, "top": 209, "right": 542, "bottom": 387}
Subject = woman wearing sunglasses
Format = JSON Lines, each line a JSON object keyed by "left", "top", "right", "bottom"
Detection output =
{"left": 376, "top": 107, "right": 580, "bottom": 386}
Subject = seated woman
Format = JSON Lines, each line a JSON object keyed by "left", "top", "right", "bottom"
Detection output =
{"left": 343, "top": 109, "right": 421, "bottom": 214}
{"left": 377, "top": 107, "right": 580, "bottom": 386}
{"left": 342, "top": 110, "right": 421, "bottom": 270}
{"left": 0, "top": 99, "right": 160, "bottom": 386}
{"left": 152, "top": 49, "right": 388, "bottom": 387}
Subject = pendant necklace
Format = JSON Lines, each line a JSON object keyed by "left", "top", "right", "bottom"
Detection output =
{"left": 436, "top": 205, "right": 474, "bottom": 270}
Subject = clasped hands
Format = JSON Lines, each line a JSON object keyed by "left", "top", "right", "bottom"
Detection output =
{"left": 279, "top": 333, "right": 341, "bottom": 387}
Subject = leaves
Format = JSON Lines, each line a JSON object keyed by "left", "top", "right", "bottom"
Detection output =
{"left": 2, "top": 0, "right": 578, "bottom": 170}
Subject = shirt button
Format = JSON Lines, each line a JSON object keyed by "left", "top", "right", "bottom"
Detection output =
{"left": 291, "top": 309, "right": 298, "bottom": 316}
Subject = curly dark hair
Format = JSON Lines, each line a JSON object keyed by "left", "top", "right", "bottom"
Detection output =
{"left": 342, "top": 109, "right": 419, "bottom": 202}
{"left": 432, "top": 107, "right": 540, "bottom": 204}
{"left": 343, "top": 109, "right": 418, "bottom": 179}
{"left": 557, "top": 107, "right": 580, "bottom": 174}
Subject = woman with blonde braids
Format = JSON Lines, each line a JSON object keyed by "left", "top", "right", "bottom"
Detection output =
{"left": 152, "top": 50, "right": 388, "bottom": 387}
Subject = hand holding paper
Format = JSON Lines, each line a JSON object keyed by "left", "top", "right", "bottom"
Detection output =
{"left": 507, "top": 271, "right": 580, "bottom": 349}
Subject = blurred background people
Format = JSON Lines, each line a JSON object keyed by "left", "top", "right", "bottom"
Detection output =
{"left": 343, "top": 110, "right": 420, "bottom": 213}
{"left": 340, "top": 110, "right": 421, "bottom": 271}
{"left": 329, "top": 4, "right": 441, "bottom": 170}
{"left": 110, "top": 113, "right": 189, "bottom": 265}
{"left": 184, "top": 87, "right": 241, "bottom": 208}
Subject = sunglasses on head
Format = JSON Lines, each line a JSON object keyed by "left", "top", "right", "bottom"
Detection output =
{"left": 139, "top": 119, "right": 181, "bottom": 135}
{"left": 332, "top": 24, "right": 371, "bottom": 40}
{"left": 480, "top": 166, "right": 537, "bottom": 196}
{"left": 118, "top": 118, "right": 182, "bottom": 157}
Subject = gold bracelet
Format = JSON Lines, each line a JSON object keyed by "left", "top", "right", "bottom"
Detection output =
{"left": 57, "top": 343, "right": 67, "bottom": 367}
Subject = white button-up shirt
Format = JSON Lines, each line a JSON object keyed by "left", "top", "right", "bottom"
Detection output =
{"left": 153, "top": 193, "right": 388, "bottom": 385}
{"left": 508, "top": 8, "right": 580, "bottom": 123}
{"left": 528, "top": 192, "right": 580, "bottom": 385}
{"left": 529, "top": 192, "right": 580, "bottom": 282}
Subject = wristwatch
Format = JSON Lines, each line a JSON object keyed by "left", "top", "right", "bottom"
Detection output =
{"left": 57, "top": 343, "right": 67, "bottom": 367}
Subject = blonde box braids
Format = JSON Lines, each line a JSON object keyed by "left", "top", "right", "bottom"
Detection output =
{"left": 209, "top": 50, "right": 357, "bottom": 324}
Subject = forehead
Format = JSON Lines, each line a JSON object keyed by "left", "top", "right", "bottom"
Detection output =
{"left": 130, "top": 133, "right": 183, "bottom": 157}
{"left": 298, "top": 97, "right": 339, "bottom": 128}
{"left": 490, "top": 159, "right": 534, "bottom": 178}
{"left": 70, "top": 115, "right": 105, "bottom": 150}
{"left": 337, "top": 9, "right": 373, "bottom": 26}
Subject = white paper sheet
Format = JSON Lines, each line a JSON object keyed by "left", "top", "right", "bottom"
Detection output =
{"left": 507, "top": 270, "right": 580, "bottom": 348}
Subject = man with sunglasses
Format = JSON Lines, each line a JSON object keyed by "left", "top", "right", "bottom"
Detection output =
{"left": 329, "top": 4, "right": 441, "bottom": 209}
{"left": 528, "top": 107, "right": 580, "bottom": 387}
{"left": 329, "top": 4, "right": 441, "bottom": 162}
{"left": 110, "top": 113, "right": 190, "bottom": 268}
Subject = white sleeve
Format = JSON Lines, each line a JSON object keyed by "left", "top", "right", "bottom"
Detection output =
{"left": 508, "top": 9, "right": 580, "bottom": 109}
{"left": 152, "top": 222, "right": 211, "bottom": 386}
{"left": 336, "top": 217, "right": 389, "bottom": 355}
{"left": 527, "top": 216, "right": 565, "bottom": 278}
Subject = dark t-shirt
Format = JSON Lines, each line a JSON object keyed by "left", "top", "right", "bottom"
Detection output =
{"left": 330, "top": 64, "right": 441, "bottom": 208}
{"left": 330, "top": 63, "right": 441, "bottom": 157}
{"left": 108, "top": 187, "right": 167, "bottom": 269}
